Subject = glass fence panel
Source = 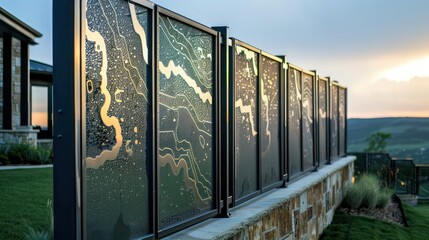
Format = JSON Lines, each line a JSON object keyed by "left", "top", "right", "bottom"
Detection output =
{"left": 234, "top": 44, "right": 259, "bottom": 199}
{"left": 339, "top": 88, "right": 346, "bottom": 156}
{"left": 288, "top": 68, "right": 302, "bottom": 177}
{"left": 318, "top": 80, "right": 328, "bottom": 164}
{"left": 158, "top": 14, "right": 216, "bottom": 229}
{"left": 84, "top": 1, "right": 151, "bottom": 238}
{"left": 302, "top": 73, "right": 314, "bottom": 171}
{"left": 330, "top": 85, "right": 339, "bottom": 160}
{"left": 260, "top": 56, "right": 281, "bottom": 188}
{"left": 395, "top": 160, "right": 415, "bottom": 194}
{"left": 419, "top": 167, "right": 429, "bottom": 199}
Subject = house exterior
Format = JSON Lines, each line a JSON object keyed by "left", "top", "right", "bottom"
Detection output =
{"left": 0, "top": 7, "right": 42, "bottom": 144}
{"left": 30, "top": 60, "right": 53, "bottom": 140}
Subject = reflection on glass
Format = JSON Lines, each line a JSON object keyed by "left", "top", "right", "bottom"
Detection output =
{"left": 261, "top": 56, "right": 281, "bottom": 188}
{"left": 288, "top": 68, "right": 302, "bottom": 177}
{"left": 234, "top": 44, "right": 258, "bottom": 199}
{"left": 158, "top": 15, "right": 215, "bottom": 229}
{"left": 31, "top": 86, "right": 49, "bottom": 129}
{"left": 85, "top": 1, "right": 151, "bottom": 238}
{"left": 339, "top": 88, "right": 346, "bottom": 156}
{"left": 302, "top": 73, "right": 314, "bottom": 171}
{"left": 419, "top": 168, "right": 429, "bottom": 199}
{"left": 319, "top": 80, "right": 328, "bottom": 163}
{"left": 331, "top": 85, "right": 339, "bottom": 160}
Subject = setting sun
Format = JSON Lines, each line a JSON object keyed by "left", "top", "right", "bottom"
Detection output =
{"left": 378, "top": 56, "right": 429, "bottom": 82}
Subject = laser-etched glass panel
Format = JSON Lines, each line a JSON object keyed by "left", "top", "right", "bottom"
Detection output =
{"left": 331, "top": 85, "right": 339, "bottom": 160}
{"left": 158, "top": 15, "right": 215, "bottom": 229}
{"left": 85, "top": 1, "right": 151, "bottom": 238}
{"left": 234, "top": 45, "right": 258, "bottom": 200}
{"left": 261, "top": 56, "right": 281, "bottom": 188}
{"left": 318, "top": 80, "right": 328, "bottom": 164}
{"left": 339, "top": 88, "right": 346, "bottom": 157}
{"left": 302, "top": 73, "right": 314, "bottom": 171}
{"left": 288, "top": 68, "right": 302, "bottom": 177}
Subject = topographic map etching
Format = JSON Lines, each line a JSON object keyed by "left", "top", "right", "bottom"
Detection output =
{"left": 331, "top": 85, "right": 339, "bottom": 159}
{"left": 288, "top": 68, "right": 302, "bottom": 176}
{"left": 234, "top": 45, "right": 258, "bottom": 199}
{"left": 261, "top": 56, "right": 281, "bottom": 187}
{"left": 84, "top": 0, "right": 151, "bottom": 238}
{"left": 158, "top": 15, "right": 215, "bottom": 229}
{"left": 319, "top": 80, "right": 328, "bottom": 162}
{"left": 302, "top": 73, "right": 314, "bottom": 170}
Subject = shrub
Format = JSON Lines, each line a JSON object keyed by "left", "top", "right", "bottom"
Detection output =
{"left": 0, "top": 154, "right": 10, "bottom": 165}
{"left": 8, "top": 143, "right": 33, "bottom": 164}
{"left": 25, "top": 147, "right": 41, "bottom": 165}
{"left": 360, "top": 174, "right": 380, "bottom": 209}
{"left": 343, "top": 183, "right": 365, "bottom": 209}
{"left": 6, "top": 143, "right": 53, "bottom": 165}
{"left": 0, "top": 144, "right": 10, "bottom": 155}
{"left": 377, "top": 188, "right": 394, "bottom": 208}
{"left": 38, "top": 147, "right": 52, "bottom": 165}
{"left": 343, "top": 174, "right": 394, "bottom": 210}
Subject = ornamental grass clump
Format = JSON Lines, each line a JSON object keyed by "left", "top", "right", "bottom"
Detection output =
{"left": 377, "top": 188, "right": 395, "bottom": 208}
{"left": 343, "top": 174, "right": 393, "bottom": 210}
{"left": 360, "top": 174, "right": 380, "bottom": 209}
{"left": 343, "top": 183, "right": 365, "bottom": 209}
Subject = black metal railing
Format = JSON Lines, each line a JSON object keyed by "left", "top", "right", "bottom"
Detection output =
{"left": 53, "top": 0, "right": 349, "bottom": 238}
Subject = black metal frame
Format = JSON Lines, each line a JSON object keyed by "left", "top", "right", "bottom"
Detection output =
{"left": 53, "top": 0, "right": 81, "bottom": 239}
{"left": 286, "top": 64, "right": 318, "bottom": 181}
{"left": 81, "top": 0, "right": 156, "bottom": 239}
{"left": 260, "top": 51, "right": 285, "bottom": 192}
{"left": 329, "top": 81, "right": 347, "bottom": 162}
{"left": 155, "top": 5, "right": 221, "bottom": 237}
{"left": 229, "top": 39, "right": 284, "bottom": 206}
{"left": 301, "top": 69, "right": 317, "bottom": 173}
{"left": 317, "top": 76, "right": 330, "bottom": 166}
{"left": 329, "top": 80, "right": 340, "bottom": 162}
{"left": 230, "top": 38, "right": 261, "bottom": 205}
{"left": 53, "top": 0, "right": 351, "bottom": 238}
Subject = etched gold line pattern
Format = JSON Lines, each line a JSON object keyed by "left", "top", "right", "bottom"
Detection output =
{"left": 235, "top": 98, "right": 258, "bottom": 136}
{"left": 85, "top": 17, "right": 123, "bottom": 169}
{"left": 159, "top": 153, "right": 212, "bottom": 202}
{"left": 98, "top": 0, "right": 149, "bottom": 101}
{"left": 129, "top": 2, "right": 148, "bottom": 64}
{"left": 236, "top": 45, "right": 258, "bottom": 75}
{"left": 174, "top": 112, "right": 212, "bottom": 186}
{"left": 160, "top": 17, "right": 211, "bottom": 88}
{"left": 125, "top": 140, "right": 133, "bottom": 156}
{"left": 159, "top": 60, "right": 213, "bottom": 104}
{"left": 159, "top": 130, "right": 212, "bottom": 190}
{"left": 260, "top": 79, "right": 271, "bottom": 149}
{"left": 159, "top": 92, "right": 212, "bottom": 125}
{"left": 114, "top": 89, "right": 124, "bottom": 102}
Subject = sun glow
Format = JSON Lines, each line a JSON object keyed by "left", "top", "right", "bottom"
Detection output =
{"left": 378, "top": 56, "right": 429, "bottom": 82}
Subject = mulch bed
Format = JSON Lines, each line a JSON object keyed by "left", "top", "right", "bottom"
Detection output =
{"left": 339, "top": 197, "right": 406, "bottom": 226}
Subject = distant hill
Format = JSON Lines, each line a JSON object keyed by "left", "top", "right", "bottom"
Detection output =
{"left": 348, "top": 117, "right": 429, "bottom": 163}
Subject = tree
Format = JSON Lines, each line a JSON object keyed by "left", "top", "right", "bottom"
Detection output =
{"left": 364, "top": 131, "right": 392, "bottom": 153}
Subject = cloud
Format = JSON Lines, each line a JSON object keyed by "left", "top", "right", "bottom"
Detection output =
{"left": 349, "top": 76, "right": 429, "bottom": 118}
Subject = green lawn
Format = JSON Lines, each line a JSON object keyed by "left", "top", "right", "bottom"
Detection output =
{"left": 321, "top": 204, "right": 429, "bottom": 240}
{"left": 0, "top": 168, "right": 53, "bottom": 240}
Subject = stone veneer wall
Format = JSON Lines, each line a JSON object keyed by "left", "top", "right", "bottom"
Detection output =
{"left": 11, "top": 37, "right": 21, "bottom": 128}
{"left": 165, "top": 156, "right": 355, "bottom": 240}
{"left": 0, "top": 129, "right": 38, "bottom": 146}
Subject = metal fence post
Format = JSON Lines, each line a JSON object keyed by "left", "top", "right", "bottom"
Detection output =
{"left": 53, "top": 0, "right": 81, "bottom": 239}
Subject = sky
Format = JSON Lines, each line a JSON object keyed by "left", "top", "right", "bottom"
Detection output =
{"left": 1, "top": 0, "right": 429, "bottom": 118}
